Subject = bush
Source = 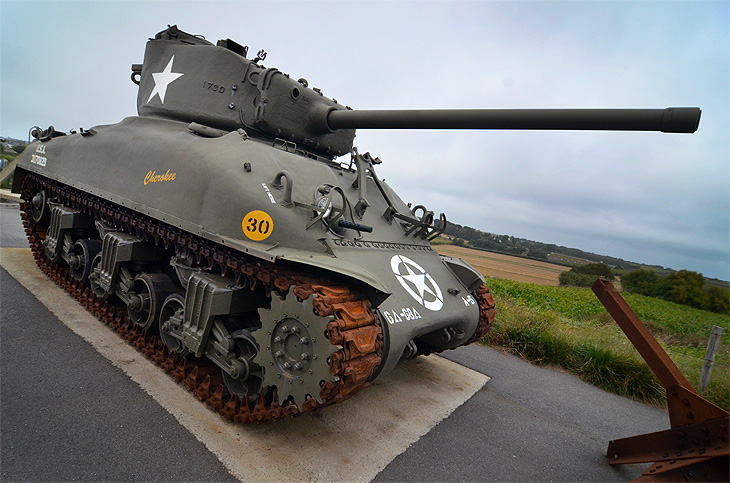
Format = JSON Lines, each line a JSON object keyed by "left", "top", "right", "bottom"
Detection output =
{"left": 657, "top": 270, "right": 709, "bottom": 310}
{"left": 574, "top": 263, "right": 614, "bottom": 278}
{"left": 558, "top": 271, "right": 595, "bottom": 287}
{"left": 559, "top": 263, "right": 613, "bottom": 287}
{"left": 622, "top": 269, "right": 660, "bottom": 295}
{"left": 709, "top": 287, "right": 730, "bottom": 314}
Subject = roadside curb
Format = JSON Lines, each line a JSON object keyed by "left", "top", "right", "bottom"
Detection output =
{"left": 0, "top": 188, "right": 21, "bottom": 203}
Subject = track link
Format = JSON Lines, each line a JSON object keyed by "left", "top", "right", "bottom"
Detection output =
{"left": 20, "top": 173, "right": 383, "bottom": 422}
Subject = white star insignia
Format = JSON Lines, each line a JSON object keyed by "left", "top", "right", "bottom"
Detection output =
{"left": 147, "top": 56, "right": 184, "bottom": 104}
{"left": 390, "top": 255, "right": 444, "bottom": 311}
{"left": 401, "top": 264, "right": 436, "bottom": 300}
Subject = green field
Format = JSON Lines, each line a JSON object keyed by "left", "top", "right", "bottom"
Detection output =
{"left": 482, "top": 277, "right": 730, "bottom": 410}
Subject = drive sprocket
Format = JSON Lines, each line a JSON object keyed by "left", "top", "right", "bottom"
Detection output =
{"left": 253, "top": 291, "right": 341, "bottom": 407}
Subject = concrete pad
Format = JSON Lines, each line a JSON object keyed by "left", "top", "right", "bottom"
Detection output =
{"left": 0, "top": 188, "right": 21, "bottom": 203}
{"left": 1, "top": 247, "right": 489, "bottom": 482}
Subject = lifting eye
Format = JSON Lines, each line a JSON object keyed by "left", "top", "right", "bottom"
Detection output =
{"left": 316, "top": 196, "right": 332, "bottom": 219}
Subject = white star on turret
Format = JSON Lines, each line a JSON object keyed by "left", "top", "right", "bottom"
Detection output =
{"left": 147, "top": 56, "right": 184, "bottom": 104}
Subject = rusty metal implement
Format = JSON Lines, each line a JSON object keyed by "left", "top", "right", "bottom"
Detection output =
{"left": 592, "top": 279, "right": 729, "bottom": 482}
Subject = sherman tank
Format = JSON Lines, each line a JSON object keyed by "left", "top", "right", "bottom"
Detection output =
{"left": 12, "top": 25, "right": 701, "bottom": 422}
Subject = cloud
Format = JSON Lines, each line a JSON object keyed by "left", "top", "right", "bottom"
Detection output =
{"left": 1, "top": 0, "right": 727, "bottom": 280}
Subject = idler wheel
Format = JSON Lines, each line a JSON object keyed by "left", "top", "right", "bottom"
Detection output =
{"left": 159, "top": 293, "right": 189, "bottom": 356}
{"left": 30, "top": 190, "right": 50, "bottom": 224}
{"left": 127, "top": 273, "right": 177, "bottom": 332}
{"left": 252, "top": 292, "right": 340, "bottom": 408}
{"left": 69, "top": 239, "right": 102, "bottom": 284}
{"left": 222, "top": 329, "right": 262, "bottom": 398}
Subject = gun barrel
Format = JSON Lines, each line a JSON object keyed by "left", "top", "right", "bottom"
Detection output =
{"left": 326, "top": 107, "right": 701, "bottom": 134}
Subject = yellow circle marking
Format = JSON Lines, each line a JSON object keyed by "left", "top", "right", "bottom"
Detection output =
{"left": 242, "top": 210, "right": 274, "bottom": 241}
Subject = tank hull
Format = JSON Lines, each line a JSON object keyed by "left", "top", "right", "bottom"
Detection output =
{"left": 15, "top": 115, "right": 493, "bottom": 414}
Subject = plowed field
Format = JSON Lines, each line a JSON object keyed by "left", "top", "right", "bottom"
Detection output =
{"left": 434, "top": 245, "right": 569, "bottom": 285}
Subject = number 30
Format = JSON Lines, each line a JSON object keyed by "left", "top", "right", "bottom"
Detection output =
{"left": 242, "top": 210, "right": 274, "bottom": 241}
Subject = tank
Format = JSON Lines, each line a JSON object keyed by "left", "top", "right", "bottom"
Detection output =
{"left": 12, "top": 25, "right": 701, "bottom": 422}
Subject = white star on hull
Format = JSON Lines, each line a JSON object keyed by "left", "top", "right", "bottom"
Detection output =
{"left": 390, "top": 255, "right": 444, "bottom": 311}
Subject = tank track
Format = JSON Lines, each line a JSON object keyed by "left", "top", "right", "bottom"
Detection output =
{"left": 413, "top": 283, "right": 495, "bottom": 357}
{"left": 19, "top": 173, "right": 384, "bottom": 422}
{"left": 467, "top": 284, "right": 496, "bottom": 344}
{"left": 19, "top": 172, "right": 495, "bottom": 422}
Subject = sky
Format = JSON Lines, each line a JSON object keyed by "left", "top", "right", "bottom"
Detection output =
{"left": 2, "top": 0, "right": 728, "bottom": 281}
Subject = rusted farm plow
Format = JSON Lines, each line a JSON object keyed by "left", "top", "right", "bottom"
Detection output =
{"left": 593, "top": 279, "right": 728, "bottom": 482}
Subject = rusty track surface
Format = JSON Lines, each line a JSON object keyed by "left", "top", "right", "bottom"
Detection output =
{"left": 468, "top": 284, "right": 496, "bottom": 344}
{"left": 19, "top": 173, "right": 494, "bottom": 423}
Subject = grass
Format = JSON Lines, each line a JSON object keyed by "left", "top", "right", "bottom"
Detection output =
{"left": 482, "top": 277, "right": 729, "bottom": 410}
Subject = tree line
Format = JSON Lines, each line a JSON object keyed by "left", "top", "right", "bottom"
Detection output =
{"left": 558, "top": 263, "right": 729, "bottom": 314}
{"left": 443, "top": 222, "right": 641, "bottom": 270}
{"left": 621, "top": 269, "right": 729, "bottom": 314}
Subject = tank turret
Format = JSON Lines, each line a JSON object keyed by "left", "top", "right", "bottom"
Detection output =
{"left": 132, "top": 25, "right": 356, "bottom": 158}
{"left": 132, "top": 25, "right": 700, "bottom": 163}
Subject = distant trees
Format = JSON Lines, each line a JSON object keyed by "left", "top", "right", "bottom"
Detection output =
{"left": 622, "top": 269, "right": 660, "bottom": 294}
{"left": 660, "top": 270, "right": 708, "bottom": 308}
{"left": 443, "top": 222, "right": 637, "bottom": 269}
{"left": 558, "top": 263, "right": 614, "bottom": 287}
{"left": 622, "top": 268, "right": 729, "bottom": 314}
{"left": 709, "top": 287, "right": 730, "bottom": 313}
{"left": 440, "top": 222, "right": 729, "bottom": 314}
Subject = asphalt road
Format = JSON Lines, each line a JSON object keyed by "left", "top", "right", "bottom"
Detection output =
{"left": 0, "top": 201, "right": 669, "bottom": 481}
{"left": 1, "top": 203, "right": 236, "bottom": 481}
